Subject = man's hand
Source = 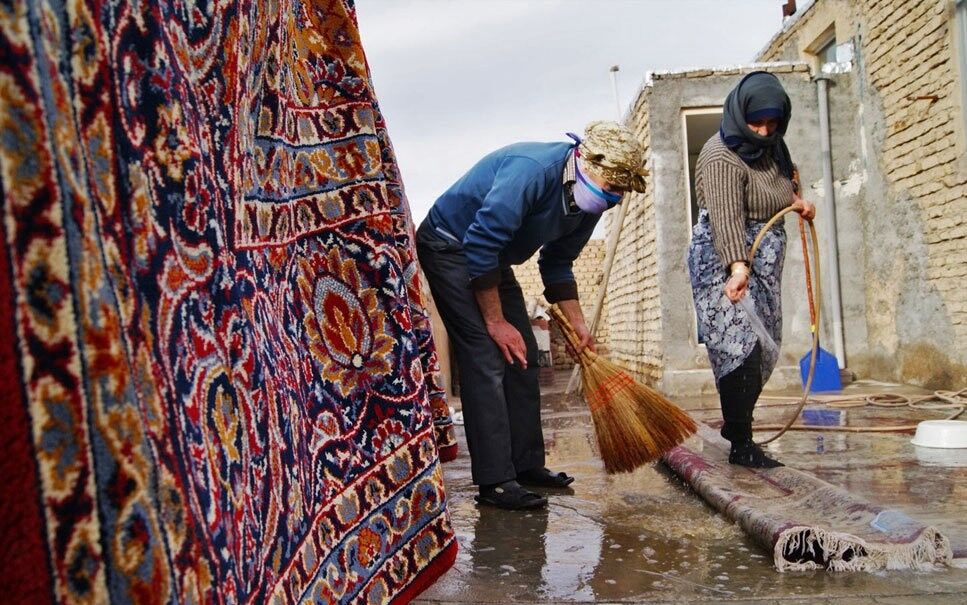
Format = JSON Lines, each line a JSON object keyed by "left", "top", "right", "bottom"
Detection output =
{"left": 485, "top": 319, "right": 528, "bottom": 368}
{"left": 474, "top": 285, "right": 528, "bottom": 368}
{"left": 557, "top": 299, "right": 596, "bottom": 357}
{"left": 791, "top": 196, "right": 816, "bottom": 221}
{"left": 569, "top": 320, "right": 595, "bottom": 357}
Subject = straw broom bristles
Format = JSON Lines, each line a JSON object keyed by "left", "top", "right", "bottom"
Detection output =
{"left": 550, "top": 304, "right": 698, "bottom": 473}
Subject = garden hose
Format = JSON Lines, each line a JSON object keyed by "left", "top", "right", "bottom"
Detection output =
{"left": 747, "top": 208, "right": 964, "bottom": 444}
{"left": 747, "top": 206, "right": 818, "bottom": 445}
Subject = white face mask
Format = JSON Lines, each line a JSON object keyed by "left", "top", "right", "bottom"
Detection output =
{"left": 573, "top": 163, "right": 623, "bottom": 214}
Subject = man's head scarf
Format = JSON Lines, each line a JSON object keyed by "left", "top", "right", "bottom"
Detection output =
{"left": 719, "top": 71, "right": 794, "bottom": 179}
{"left": 571, "top": 121, "right": 648, "bottom": 193}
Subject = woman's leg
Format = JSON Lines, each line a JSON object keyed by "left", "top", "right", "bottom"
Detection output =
{"left": 718, "top": 343, "right": 762, "bottom": 442}
{"left": 717, "top": 343, "right": 782, "bottom": 468}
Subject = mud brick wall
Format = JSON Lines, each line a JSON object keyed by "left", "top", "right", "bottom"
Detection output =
{"left": 758, "top": 0, "right": 967, "bottom": 387}
{"left": 602, "top": 94, "right": 663, "bottom": 386}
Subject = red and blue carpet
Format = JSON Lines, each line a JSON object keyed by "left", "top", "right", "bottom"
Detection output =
{"left": 0, "top": 0, "right": 457, "bottom": 602}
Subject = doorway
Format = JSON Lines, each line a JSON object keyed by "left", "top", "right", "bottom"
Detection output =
{"left": 681, "top": 108, "right": 723, "bottom": 230}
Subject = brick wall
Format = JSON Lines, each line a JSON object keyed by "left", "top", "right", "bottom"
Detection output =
{"left": 757, "top": 0, "right": 859, "bottom": 65}
{"left": 758, "top": 0, "right": 967, "bottom": 386}
{"left": 602, "top": 93, "right": 663, "bottom": 386}
{"left": 512, "top": 239, "right": 609, "bottom": 369}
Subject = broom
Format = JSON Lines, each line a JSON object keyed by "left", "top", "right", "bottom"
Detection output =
{"left": 550, "top": 304, "right": 697, "bottom": 473}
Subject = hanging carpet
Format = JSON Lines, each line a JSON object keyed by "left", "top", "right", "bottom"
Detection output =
{"left": 0, "top": 0, "right": 457, "bottom": 602}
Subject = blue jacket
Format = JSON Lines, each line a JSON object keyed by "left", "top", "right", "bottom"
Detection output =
{"left": 426, "top": 141, "right": 600, "bottom": 302}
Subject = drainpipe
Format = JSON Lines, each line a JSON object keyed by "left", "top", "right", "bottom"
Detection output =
{"left": 814, "top": 74, "right": 847, "bottom": 369}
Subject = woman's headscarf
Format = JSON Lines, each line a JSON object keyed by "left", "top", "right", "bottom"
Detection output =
{"left": 720, "top": 71, "right": 794, "bottom": 179}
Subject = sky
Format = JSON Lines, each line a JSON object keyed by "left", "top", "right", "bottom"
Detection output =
{"left": 355, "top": 0, "right": 788, "bottom": 228}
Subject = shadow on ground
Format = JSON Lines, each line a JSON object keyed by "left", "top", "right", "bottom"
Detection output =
{"left": 418, "top": 373, "right": 967, "bottom": 603}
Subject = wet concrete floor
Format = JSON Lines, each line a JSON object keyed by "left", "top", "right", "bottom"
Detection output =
{"left": 419, "top": 375, "right": 967, "bottom": 603}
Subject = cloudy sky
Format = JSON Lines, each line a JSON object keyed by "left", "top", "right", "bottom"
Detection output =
{"left": 355, "top": 0, "right": 788, "bottom": 227}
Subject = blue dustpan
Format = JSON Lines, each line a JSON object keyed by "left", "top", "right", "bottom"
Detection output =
{"left": 800, "top": 342, "right": 841, "bottom": 393}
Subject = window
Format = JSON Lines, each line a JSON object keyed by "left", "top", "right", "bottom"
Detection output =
{"left": 807, "top": 26, "right": 837, "bottom": 71}
{"left": 817, "top": 35, "right": 837, "bottom": 66}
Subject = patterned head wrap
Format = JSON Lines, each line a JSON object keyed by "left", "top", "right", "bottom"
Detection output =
{"left": 576, "top": 120, "right": 648, "bottom": 193}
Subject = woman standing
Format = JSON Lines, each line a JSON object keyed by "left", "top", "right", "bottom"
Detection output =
{"left": 688, "top": 71, "right": 815, "bottom": 468}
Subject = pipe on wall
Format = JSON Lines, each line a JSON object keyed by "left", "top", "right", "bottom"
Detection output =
{"left": 814, "top": 74, "right": 847, "bottom": 370}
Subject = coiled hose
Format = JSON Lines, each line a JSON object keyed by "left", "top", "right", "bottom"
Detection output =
{"left": 747, "top": 208, "right": 964, "bottom": 445}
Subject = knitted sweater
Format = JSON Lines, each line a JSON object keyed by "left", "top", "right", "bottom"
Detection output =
{"left": 694, "top": 134, "right": 795, "bottom": 268}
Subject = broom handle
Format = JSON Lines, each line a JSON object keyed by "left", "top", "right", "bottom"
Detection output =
{"left": 549, "top": 305, "right": 583, "bottom": 359}
{"left": 565, "top": 186, "right": 631, "bottom": 394}
{"left": 550, "top": 305, "right": 598, "bottom": 365}
{"left": 549, "top": 305, "right": 581, "bottom": 349}
{"left": 559, "top": 320, "right": 598, "bottom": 365}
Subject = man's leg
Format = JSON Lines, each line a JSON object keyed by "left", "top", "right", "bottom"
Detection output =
{"left": 416, "top": 223, "right": 517, "bottom": 486}
{"left": 496, "top": 268, "right": 545, "bottom": 474}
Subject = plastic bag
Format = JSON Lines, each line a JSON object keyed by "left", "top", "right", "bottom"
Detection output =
{"left": 735, "top": 294, "right": 779, "bottom": 359}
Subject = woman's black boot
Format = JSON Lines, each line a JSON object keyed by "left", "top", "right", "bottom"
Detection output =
{"left": 727, "top": 437, "right": 783, "bottom": 468}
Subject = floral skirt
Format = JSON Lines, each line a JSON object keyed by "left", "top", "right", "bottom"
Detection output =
{"left": 687, "top": 209, "right": 786, "bottom": 384}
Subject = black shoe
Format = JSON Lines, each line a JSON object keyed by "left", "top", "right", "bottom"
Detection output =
{"left": 474, "top": 480, "right": 548, "bottom": 510}
{"left": 517, "top": 467, "right": 575, "bottom": 489}
{"left": 729, "top": 441, "right": 783, "bottom": 468}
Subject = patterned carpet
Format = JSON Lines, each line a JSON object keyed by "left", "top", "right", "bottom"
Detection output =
{"left": 0, "top": 1, "right": 456, "bottom": 602}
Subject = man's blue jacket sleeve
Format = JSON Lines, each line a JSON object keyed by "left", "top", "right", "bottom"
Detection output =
{"left": 538, "top": 213, "right": 599, "bottom": 302}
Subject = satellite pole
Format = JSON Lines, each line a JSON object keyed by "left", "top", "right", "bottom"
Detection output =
{"left": 609, "top": 65, "right": 621, "bottom": 119}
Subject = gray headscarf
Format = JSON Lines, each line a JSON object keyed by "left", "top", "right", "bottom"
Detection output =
{"left": 719, "top": 71, "right": 794, "bottom": 179}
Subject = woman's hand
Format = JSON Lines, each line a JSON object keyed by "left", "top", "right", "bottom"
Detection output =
{"left": 724, "top": 272, "right": 749, "bottom": 303}
{"left": 791, "top": 196, "right": 816, "bottom": 221}
{"left": 724, "top": 261, "right": 749, "bottom": 303}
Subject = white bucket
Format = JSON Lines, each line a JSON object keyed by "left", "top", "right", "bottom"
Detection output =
{"left": 910, "top": 420, "right": 967, "bottom": 449}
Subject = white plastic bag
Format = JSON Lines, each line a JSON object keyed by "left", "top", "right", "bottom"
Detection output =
{"left": 736, "top": 295, "right": 779, "bottom": 359}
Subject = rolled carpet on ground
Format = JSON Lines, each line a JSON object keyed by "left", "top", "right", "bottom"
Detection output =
{"left": 664, "top": 425, "right": 952, "bottom": 572}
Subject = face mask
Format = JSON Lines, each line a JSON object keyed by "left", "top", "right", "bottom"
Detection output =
{"left": 573, "top": 163, "right": 623, "bottom": 214}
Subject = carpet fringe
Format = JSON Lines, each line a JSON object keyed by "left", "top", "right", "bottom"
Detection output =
{"left": 776, "top": 525, "right": 952, "bottom": 572}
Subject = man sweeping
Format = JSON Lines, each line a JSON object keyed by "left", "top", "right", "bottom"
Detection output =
{"left": 416, "top": 121, "right": 647, "bottom": 510}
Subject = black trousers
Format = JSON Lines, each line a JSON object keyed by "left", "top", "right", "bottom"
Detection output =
{"left": 416, "top": 220, "right": 544, "bottom": 486}
{"left": 718, "top": 342, "right": 763, "bottom": 443}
